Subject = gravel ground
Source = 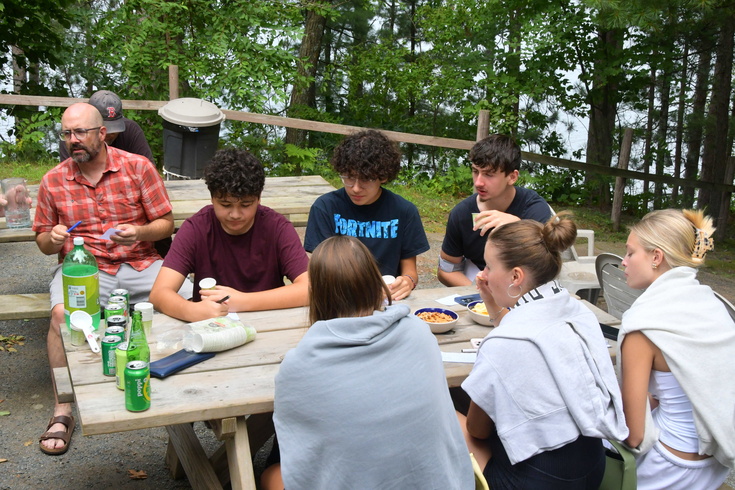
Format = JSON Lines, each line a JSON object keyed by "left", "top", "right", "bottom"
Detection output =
{"left": 1, "top": 231, "right": 733, "bottom": 489}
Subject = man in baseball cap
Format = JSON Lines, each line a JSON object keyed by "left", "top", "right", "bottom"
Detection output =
{"left": 58, "top": 90, "right": 154, "bottom": 162}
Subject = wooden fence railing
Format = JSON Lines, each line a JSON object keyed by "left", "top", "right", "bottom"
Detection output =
{"left": 2, "top": 93, "right": 733, "bottom": 196}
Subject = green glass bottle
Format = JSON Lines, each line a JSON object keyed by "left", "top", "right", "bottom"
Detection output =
{"left": 62, "top": 237, "right": 100, "bottom": 331}
{"left": 126, "top": 310, "right": 150, "bottom": 365}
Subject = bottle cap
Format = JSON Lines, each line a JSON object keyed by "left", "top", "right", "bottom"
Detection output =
{"left": 73, "top": 236, "right": 84, "bottom": 246}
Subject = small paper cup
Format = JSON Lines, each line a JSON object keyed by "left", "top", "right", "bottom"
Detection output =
{"left": 198, "top": 277, "right": 217, "bottom": 290}
{"left": 472, "top": 213, "right": 481, "bottom": 227}
{"left": 69, "top": 323, "right": 86, "bottom": 346}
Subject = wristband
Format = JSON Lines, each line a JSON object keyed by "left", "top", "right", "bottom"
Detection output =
{"left": 402, "top": 274, "right": 417, "bottom": 290}
{"left": 438, "top": 256, "right": 466, "bottom": 273}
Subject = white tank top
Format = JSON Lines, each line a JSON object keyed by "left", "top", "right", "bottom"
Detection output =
{"left": 649, "top": 370, "right": 699, "bottom": 453}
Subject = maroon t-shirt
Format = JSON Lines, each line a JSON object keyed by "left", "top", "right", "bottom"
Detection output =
{"left": 163, "top": 205, "right": 309, "bottom": 301}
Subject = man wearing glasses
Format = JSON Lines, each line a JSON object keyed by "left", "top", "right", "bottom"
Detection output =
{"left": 32, "top": 102, "right": 177, "bottom": 456}
{"left": 304, "top": 130, "right": 429, "bottom": 300}
{"left": 57, "top": 90, "right": 154, "bottom": 163}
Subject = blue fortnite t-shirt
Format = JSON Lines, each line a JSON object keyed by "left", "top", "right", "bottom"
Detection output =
{"left": 304, "top": 188, "right": 430, "bottom": 276}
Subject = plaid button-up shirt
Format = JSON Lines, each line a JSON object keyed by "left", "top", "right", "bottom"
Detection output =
{"left": 33, "top": 146, "right": 173, "bottom": 274}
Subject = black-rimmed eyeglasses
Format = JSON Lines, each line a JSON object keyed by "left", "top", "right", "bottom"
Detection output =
{"left": 58, "top": 127, "right": 101, "bottom": 141}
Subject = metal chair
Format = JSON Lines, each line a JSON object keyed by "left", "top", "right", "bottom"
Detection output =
{"left": 714, "top": 291, "right": 735, "bottom": 323}
{"left": 595, "top": 253, "right": 644, "bottom": 320}
{"left": 600, "top": 439, "right": 637, "bottom": 490}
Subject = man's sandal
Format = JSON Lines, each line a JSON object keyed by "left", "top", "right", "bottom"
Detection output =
{"left": 39, "top": 415, "right": 75, "bottom": 455}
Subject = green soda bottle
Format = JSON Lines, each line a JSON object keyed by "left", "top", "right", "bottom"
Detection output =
{"left": 126, "top": 310, "right": 151, "bottom": 364}
{"left": 62, "top": 237, "right": 100, "bottom": 331}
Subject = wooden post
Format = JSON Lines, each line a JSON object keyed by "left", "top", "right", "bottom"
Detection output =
{"left": 476, "top": 110, "right": 490, "bottom": 142}
{"left": 715, "top": 154, "right": 735, "bottom": 241}
{"left": 612, "top": 128, "right": 633, "bottom": 232}
{"left": 168, "top": 65, "right": 179, "bottom": 100}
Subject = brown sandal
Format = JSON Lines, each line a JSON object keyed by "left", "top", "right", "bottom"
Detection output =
{"left": 39, "top": 415, "right": 75, "bottom": 455}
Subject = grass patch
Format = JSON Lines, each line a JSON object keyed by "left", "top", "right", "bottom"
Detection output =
{"left": 388, "top": 183, "right": 463, "bottom": 234}
{"left": 0, "top": 160, "right": 57, "bottom": 184}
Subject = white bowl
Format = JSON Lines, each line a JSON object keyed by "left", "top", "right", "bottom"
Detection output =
{"left": 467, "top": 301, "right": 493, "bottom": 326}
{"left": 414, "top": 307, "right": 459, "bottom": 334}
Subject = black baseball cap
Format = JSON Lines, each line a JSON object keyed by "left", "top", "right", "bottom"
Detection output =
{"left": 88, "top": 90, "right": 126, "bottom": 133}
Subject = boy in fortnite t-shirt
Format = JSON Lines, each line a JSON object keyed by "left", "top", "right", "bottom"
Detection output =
{"left": 304, "top": 130, "right": 429, "bottom": 300}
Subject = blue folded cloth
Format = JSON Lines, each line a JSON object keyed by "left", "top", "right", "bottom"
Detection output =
{"left": 454, "top": 293, "right": 481, "bottom": 306}
{"left": 149, "top": 349, "right": 215, "bottom": 379}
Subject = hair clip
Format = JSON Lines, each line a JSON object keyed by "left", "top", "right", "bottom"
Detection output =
{"left": 692, "top": 228, "right": 714, "bottom": 261}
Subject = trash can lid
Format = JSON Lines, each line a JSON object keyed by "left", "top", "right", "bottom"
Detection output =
{"left": 158, "top": 98, "right": 226, "bottom": 127}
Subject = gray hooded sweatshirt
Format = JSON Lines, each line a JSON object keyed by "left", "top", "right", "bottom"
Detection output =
{"left": 274, "top": 304, "right": 474, "bottom": 489}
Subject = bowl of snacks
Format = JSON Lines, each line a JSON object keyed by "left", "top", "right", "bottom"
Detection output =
{"left": 467, "top": 301, "right": 493, "bottom": 326}
{"left": 414, "top": 307, "right": 459, "bottom": 334}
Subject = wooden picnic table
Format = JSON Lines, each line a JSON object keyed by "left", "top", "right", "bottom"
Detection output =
{"left": 59, "top": 286, "right": 620, "bottom": 490}
{"left": 0, "top": 175, "right": 334, "bottom": 243}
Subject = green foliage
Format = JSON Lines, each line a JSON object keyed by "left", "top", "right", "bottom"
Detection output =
{"left": 0, "top": 108, "right": 61, "bottom": 162}
{"left": 278, "top": 143, "right": 330, "bottom": 176}
{"left": 0, "top": 0, "right": 73, "bottom": 74}
{"left": 410, "top": 162, "right": 473, "bottom": 197}
{"left": 1, "top": 0, "right": 731, "bottom": 238}
{"left": 521, "top": 168, "right": 586, "bottom": 205}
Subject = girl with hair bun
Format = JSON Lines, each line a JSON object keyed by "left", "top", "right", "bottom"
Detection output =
{"left": 619, "top": 209, "right": 735, "bottom": 489}
{"left": 460, "top": 215, "right": 628, "bottom": 489}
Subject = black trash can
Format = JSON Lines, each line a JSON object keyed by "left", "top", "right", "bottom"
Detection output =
{"left": 158, "top": 98, "right": 225, "bottom": 179}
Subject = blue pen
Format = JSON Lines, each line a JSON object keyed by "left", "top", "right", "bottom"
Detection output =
{"left": 67, "top": 220, "right": 82, "bottom": 233}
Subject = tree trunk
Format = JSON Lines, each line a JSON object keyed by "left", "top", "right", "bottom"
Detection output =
{"left": 654, "top": 66, "right": 671, "bottom": 208}
{"left": 684, "top": 46, "right": 712, "bottom": 207}
{"left": 585, "top": 28, "right": 623, "bottom": 208}
{"left": 642, "top": 62, "right": 656, "bottom": 210}
{"left": 285, "top": 7, "right": 329, "bottom": 150}
{"left": 698, "top": 21, "right": 733, "bottom": 240}
{"left": 507, "top": 8, "right": 521, "bottom": 137}
{"left": 11, "top": 46, "right": 26, "bottom": 93}
{"left": 405, "top": 0, "right": 417, "bottom": 172}
{"left": 672, "top": 39, "right": 689, "bottom": 205}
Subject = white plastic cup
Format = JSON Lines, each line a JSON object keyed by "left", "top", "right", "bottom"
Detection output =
{"left": 134, "top": 302, "right": 154, "bottom": 337}
{"left": 198, "top": 277, "right": 217, "bottom": 290}
{"left": 382, "top": 275, "right": 396, "bottom": 286}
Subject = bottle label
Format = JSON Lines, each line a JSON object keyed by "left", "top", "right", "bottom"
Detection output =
{"left": 63, "top": 272, "right": 100, "bottom": 314}
{"left": 67, "top": 284, "right": 88, "bottom": 308}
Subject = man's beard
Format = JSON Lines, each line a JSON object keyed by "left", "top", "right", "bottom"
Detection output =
{"left": 70, "top": 142, "right": 100, "bottom": 164}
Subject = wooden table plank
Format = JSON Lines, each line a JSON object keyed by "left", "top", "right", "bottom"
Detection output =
{"left": 74, "top": 363, "right": 281, "bottom": 435}
{"left": 0, "top": 176, "right": 335, "bottom": 243}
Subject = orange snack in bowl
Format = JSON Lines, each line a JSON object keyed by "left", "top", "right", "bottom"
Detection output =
{"left": 417, "top": 311, "right": 454, "bottom": 323}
